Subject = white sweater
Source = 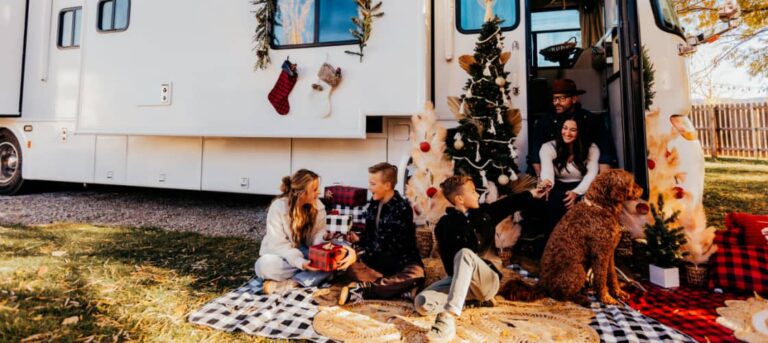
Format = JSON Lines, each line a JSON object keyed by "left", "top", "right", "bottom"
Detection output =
{"left": 539, "top": 140, "right": 600, "bottom": 195}
{"left": 259, "top": 198, "right": 327, "bottom": 269}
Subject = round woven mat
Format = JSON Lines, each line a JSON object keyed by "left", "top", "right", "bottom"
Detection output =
{"left": 313, "top": 297, "right": 597, "bottom": 342}
{"left": 716, "top": 295, "right": 768, "bottom": 343}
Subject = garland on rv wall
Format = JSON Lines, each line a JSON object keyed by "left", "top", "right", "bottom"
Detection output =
{"left": 252, "top": 0, "right": 277, "bottom": 70}
{"left": 642, "top": 45, "right": 656, "bottom": 111}
{"left": 345, "top": 0, "right": 384, "bottom": 62}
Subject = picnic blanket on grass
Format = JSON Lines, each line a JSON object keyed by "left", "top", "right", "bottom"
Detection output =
{"left": 189, "top": 275, "right": 699, "bottom": 342}
{"left": 626, "top": 283, "right": 750, "bottom": 343}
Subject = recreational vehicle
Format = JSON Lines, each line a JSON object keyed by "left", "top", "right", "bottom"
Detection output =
{"left": 0, "top": 0, "right": 734, "bottom": 198}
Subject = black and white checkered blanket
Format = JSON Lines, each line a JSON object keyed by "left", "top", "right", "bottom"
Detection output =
{"left": 188, "top": 278, "right": 330, "bottom": 342}
{"left": 190, "top": 274, "right": 697, "bottom": 342}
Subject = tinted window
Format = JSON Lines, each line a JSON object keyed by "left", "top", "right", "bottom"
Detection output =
{"left": 458, "top": 0, "right": 518, "bottom": 33}
{"left": 273, "top": 0, "right": 358, "bottom": 48}
{"left": 652, "top": 0, "right": 684, "bottom": 37}
{"left": 58, "top": 8, "right": 82, "bottom": 48}
{"left": 98, "top": 0, "right": 130, "bottom": 32}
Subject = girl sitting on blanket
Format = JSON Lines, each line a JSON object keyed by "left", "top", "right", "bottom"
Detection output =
{"left": 255, "top": 169, "right": 356, "bottom": 294}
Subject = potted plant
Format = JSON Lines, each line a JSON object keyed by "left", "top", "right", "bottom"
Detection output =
{"left": 683, "top": 225, "right": 718, "bottom": 287}
{"left": 641, "top": 195, "right": 689, "bottom": 288}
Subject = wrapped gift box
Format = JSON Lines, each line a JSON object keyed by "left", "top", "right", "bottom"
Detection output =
{"left": 309, "top": 242, "right": 348, "bottom": 272}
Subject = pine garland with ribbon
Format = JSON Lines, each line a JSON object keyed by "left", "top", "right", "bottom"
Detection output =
{"left": 252, "top": 0, "right": 277, "bottom": 70}
{"left": 345, "top": 0, "right": 384, "bottom": 62}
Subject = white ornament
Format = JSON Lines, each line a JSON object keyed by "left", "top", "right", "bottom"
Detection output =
{"left": 496, "top": 108, "right": 503, "bottom": 124}
{"left": 488, "top": 121, "right": 496, "bottom": 135}
{"left": 508, "top": 171, "right": 518, "bottom": 182}
{"left": 483, "top": 62, "right": 492, "bottom": 77}
{"left": 480, "top": 170, "right": 489, "bottom": 187}
{"left": 498, "top": 174, "right": 509, "bottom": 186}
{"left": 495, "top": 77, "right": 506, "bottom": 86}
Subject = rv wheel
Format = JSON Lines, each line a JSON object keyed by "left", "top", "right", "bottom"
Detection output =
{"left": 0, "top": 130, "right": 23, "bottom": 195}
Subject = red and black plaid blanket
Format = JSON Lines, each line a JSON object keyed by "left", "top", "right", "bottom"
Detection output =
{"left": 626, "top": 284, "right": 749, "bottom": 343}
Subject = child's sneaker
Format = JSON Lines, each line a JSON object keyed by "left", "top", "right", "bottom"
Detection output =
{"left": 263, "top": 280, "right": 298, "bottom": 295}
{"left": 426, "top": 312, "right": 456, "bottom": 342}
{"left": 338, "top": 283, "right": 365, "bottom": 306}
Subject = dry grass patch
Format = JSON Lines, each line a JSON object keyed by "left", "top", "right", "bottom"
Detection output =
{"left": 0, "top": 224, "right": 292, "bottom": 342}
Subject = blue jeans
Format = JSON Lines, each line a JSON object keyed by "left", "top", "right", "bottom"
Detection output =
{"left": 253, "top": 246, "right": 332, "bottom": 287}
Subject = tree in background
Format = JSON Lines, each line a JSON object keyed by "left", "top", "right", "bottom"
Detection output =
{"left": 444, "top": 17, "right": 522, "bottom": 201}
{"left": 674, "top": 0, "right": 768, "bottom": 79}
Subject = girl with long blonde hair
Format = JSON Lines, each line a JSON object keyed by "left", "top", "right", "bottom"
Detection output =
{"left": 255, "top": 169, "right": 355, "bottom": 294}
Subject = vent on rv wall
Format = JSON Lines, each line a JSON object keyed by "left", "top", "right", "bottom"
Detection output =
{"left": 366, "top": 117, "right": 384, "bottom": 134}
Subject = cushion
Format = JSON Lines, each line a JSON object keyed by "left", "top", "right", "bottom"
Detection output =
{"left": 720, "top": 213, "right": 746, "bottom": 246}
{"left": 324, "top": 185, "right": 368, "bottom": 207}
{"left": 333, "top": 204, "right": 368, "bottom": 231}
{"left": 725, "top": 212, "right": 768, "bottom": 246}
{"left": 708, "top": 244, "right": 768, "bottom": 294}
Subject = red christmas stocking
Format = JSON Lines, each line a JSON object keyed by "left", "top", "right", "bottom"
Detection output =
{"left": 268, "top": 59, "right": 298, "bottom": 115}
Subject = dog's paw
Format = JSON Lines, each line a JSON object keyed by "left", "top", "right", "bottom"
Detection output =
{"left": 611, "top": 288, "right": 630, "bottom": 301}
{"left": 599, "top": 294, "right": 620, "bottom": 305}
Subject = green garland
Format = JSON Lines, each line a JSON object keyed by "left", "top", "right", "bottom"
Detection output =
{"left": 345, "top": 0, "right": 384, "bottom": 62}
{"left": 642, "top": 45, "right": 656, "bottom": 110}
{"left": 252, "top": 0, "right": 277, "bottom": 70}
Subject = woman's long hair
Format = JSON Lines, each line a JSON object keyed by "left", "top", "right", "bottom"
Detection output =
{"left": 553, "top": 115, "right": 590, "bottom": 176}
{"left": 277, "top": 169, "right": 319, "bottom": 247}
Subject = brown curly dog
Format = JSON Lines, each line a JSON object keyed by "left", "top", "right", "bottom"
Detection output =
{"left": 501, "top": 169, "right": 643, "bottom": 306}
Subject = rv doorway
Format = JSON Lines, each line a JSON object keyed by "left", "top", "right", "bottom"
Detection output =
{"left": 0, "top": 0, "right": 28, "bottom": 116}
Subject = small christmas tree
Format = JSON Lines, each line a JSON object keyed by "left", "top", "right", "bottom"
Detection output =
{"left": 406, "top": 103, "right": 453, "bottom": 226}
{"left": 642, "top": 195, "right": 689, "bottom": 268}
{"left": 444, "top": 15, "right": 520, "bottom": 201}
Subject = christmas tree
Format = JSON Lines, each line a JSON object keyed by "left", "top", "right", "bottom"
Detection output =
{"left": 444, "top": 16, "right": 520, "bottom": 201}
{"left": 642, "top": 195, "right": 690, "bottom": 268}
{"left": 406, "top": 103, "right": 453, "bottom": 226}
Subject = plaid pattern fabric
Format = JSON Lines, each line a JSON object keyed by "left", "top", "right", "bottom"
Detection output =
{"left": 590, "top": 301, "right": 697, "bottom": 343}
{"left": 625, "top": 283, "right": 749, "bottom": 343}
{"left": 309, "top": 243, "right": 346, "bottom": 272}
{"left": 188, "top": 278, "right": 329, "bottom": 342}
{"left": 267, "top": 60, "right": 298, "bottom": 115}
{"left": 721, "top": 213, "right": 746, "bottom": 246}
{"left": 334, "top": 204, "right": 368, "bottom": 230}
{"left": 709, "top": 244, "right": 768, "bottom": 294}
{"left": 326, "top": 214, "right": 353, "bottom": 235}
{"left": 324, "top": 185, "right": 368, "bottom": 207}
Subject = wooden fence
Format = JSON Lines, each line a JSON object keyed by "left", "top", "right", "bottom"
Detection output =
{"left": 689, "top": 102, "right": 768, "bottom": 159}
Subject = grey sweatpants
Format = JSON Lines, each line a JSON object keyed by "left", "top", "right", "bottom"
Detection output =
{"left": 414, "top": 248, "right": 500, "bottom": 316}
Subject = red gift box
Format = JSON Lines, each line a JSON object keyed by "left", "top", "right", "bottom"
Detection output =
{"left": 309, "top": 242, "right": 348, "bottom": 272}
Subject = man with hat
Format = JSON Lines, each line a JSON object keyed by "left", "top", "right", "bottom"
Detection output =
{"left": 528, "top": 79, "right": 617, "bottom": 176}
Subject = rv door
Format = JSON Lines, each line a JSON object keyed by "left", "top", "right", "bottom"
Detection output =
{"left": 0, "top": 0, "right": 28, "bottom": 116}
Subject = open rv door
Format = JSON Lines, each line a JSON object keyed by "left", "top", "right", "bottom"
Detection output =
{"left": 0, "top": 0, "right": 28, "bottom": 116}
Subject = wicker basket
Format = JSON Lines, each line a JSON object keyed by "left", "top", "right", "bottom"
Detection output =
{"left": 540, "top": 37, "right": 578, "bottom": 63}
{"left": 416, "top": 226, "right": 434, "bottom": 259}
{"left": 684, "top": 265, "right": 708, "bottom": 288}
{"left": 498, "top": 247, "right": 513, "bottom": 267}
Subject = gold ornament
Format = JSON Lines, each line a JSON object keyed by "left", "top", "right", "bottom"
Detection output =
{"left": 454, "top": 139, "right": 465, "bottom": 150}
{"left": 498, "top": 174, "right": 510, "bottom": 186}
{"left": 495, "top": 77, "right": 506, "bottom": 86}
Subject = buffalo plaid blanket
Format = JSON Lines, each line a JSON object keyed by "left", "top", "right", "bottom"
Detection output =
{"left": 190, "top": 274, "right": 698, "bottom": 342}
{"left": 625, "top": 283, "right": 749, "bottom": 343}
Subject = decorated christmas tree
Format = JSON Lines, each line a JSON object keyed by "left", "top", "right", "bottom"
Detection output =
{"left": 406, "top": 103, "right": 453, "bottom": 226}
{"left": 642, "top": 195, "right": 690, "bottom": 268}
{"left": 444, "top": 16, "right": 521, "bottom": 201}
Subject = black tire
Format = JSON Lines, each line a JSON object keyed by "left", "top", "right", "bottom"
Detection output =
{"left": 0, "top": 129, "right": 24, "bottom": 195}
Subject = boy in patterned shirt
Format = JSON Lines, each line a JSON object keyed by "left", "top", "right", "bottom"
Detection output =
{"left": 338, "top": 162, "right": 425, "bottom": 305}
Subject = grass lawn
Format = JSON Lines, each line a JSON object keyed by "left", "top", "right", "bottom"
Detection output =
{"left": 0, "top": 224, "right": 283, "bottom": 342}
{"left": 704, "top": 157, "right": 768, "bottom": 226}
{"left": 1, "top": 158, "right": 765, "bottom": 342}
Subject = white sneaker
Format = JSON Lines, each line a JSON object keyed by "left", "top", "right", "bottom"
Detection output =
{"left": 426, "top": 312, "right": 456, "bottom": 342}
{"left": 263, "top": 279, "right": 298, "bottom": 295}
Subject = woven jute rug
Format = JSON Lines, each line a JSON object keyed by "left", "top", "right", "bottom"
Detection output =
{"left": 716, "top": 293, "right": 768, "bottom": 343}
{"left": 311, "top": 295, "right": 597, "bottom": 342}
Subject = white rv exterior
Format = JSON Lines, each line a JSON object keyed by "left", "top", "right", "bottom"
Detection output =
{"left": 0, "top": 0, "right": 699, "bottom": 196}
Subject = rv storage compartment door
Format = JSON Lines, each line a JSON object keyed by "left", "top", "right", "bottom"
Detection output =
{"left": 0, "top": 0, "right": 27, "bottom": 116}
{"left": 76, "top": 0, "right": 428, "bottom": 138}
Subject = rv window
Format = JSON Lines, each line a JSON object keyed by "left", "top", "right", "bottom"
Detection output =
{"left": 272, "top": 0, "right": 357, "bottom": 48}
{"left": 98, "top": 0, "right": 130, "bottom": 32}
{"left": 531, "top": 10, "right": 580, "bottom": 68}
{"left": 651, "top": 0, "right": 685, "bottom": 38}
{"left": 58, "top": 7, "right": 82, "bottom": 49}
{"left": 457, "top": 0, "right": 519, "bottom": 33}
